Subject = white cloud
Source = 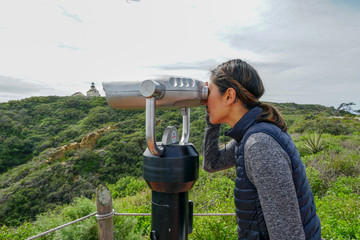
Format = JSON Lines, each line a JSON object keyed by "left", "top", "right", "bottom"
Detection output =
{"left": 214, "top": 0, "right": 360, "bottom": 107}
{"left": 0, "top": 75, "right": 49, "bottom": 93}
{"left": 0, "top": 0, "right": 359, "bottom": 109}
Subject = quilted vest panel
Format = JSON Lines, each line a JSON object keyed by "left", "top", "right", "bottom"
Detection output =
{"left": 234, "top": 121, "right": 321, "bottom": 240}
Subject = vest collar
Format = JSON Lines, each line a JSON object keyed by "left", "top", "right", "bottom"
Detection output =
{"left": 225, "top": 107, "right": 262, "bottom": 142}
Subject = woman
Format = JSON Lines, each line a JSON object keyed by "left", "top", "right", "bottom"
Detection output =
{"left": 203, "top": 59, "right": 321, "bottom": 240}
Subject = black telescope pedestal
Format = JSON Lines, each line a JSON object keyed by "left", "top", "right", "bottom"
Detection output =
{"left": 143, "top": 144, "right": 199, "bottom": 240}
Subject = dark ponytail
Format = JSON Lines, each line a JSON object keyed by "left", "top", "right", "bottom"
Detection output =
{"left": 257, "top": 102, "right": 287, "bottom": 132}
{"left": 211, "top": 59, "right": 288, "bottom": 132}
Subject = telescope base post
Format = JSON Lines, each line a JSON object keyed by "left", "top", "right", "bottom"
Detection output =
{"left": 150, "top": 191, "right": 189, "bottom": 240}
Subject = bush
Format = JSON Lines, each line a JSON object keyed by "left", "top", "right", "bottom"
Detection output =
{"left": 291, "top": 117, "right": 354, "bottom": 135}
{"left": 108, "top": 176, "right": 147, "bottom": 199}
{"left": 302, "top": 148, "right": 360, "bottom": 192}
{"left": 306, "top": 166, "right": 327, "bottom": 197}
{"left": 74, "top": 150, "right": 102, "bottom": 175}
{"left": 316, "top": 176, "right": 360, "bottom": 240}
{"left": 0, "top": 222, "right": 35, "bottom": 240}
{"left": 1, "top": 197, "right": 145, "bottom": 240}
{"left": 303, "top": 132, "right": 326, "bottom": 154}
{"left": 190, "top": 216, "right": 238, "bottom": 240}
{"left": 1, "top": 97, "right": 360, "bottom": 238}
{"left": 113, "top": 189, "right": 152, "bottom": 237}
{"left": 188, "top": 169, "right": 237, "bottom": 239}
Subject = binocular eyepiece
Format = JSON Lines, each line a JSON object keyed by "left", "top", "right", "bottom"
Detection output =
{"left": 102, "top": 76, "right": 208, "bottom": 110}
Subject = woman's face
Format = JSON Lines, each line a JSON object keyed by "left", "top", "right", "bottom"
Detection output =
{"left": 205, "top": 81, "right": 229, "bottom": 125}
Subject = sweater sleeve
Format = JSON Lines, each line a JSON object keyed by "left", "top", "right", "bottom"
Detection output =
{"left": 244, "top": 132, "right": 305, "bottom": 240}
{"left": 202, "top": 114, "right": 236, "bottom": 172}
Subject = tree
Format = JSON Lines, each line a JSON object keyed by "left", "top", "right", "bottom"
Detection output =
{"left": 337, "top": 102, "right": 356, "bottom": 115}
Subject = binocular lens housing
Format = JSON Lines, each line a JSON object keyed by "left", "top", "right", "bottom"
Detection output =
{"left": 102, "top": 76, "right": 208, "bottom": 110}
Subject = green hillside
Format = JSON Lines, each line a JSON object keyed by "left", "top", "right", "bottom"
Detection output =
{"left": 0, "top": 96, "right": 359, "bottom": 239}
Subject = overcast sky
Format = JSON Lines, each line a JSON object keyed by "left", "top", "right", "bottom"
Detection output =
{"left": 0, "top": 0, "right": 359, "bottom": 110}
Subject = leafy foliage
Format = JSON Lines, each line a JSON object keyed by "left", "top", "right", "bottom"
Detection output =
{"left": 303, "top": 132, "right": 326, "bottom": 154}
{"left": 0, "top": 97, "right": 145, "bottom": 226}
{"left": 189, "top": 168, "right": 238, "bottom": 239}
{"left": 315, "top": 176, "right": 360, "bottom": 240}
{"left": 1, "top": 97, "right": 359, "bottom": 239}
{"left": 0, "top": 197, "right": 143, "bottom": 240}
{"left": 107, "top": 176, "right": 147, "bottom": 199}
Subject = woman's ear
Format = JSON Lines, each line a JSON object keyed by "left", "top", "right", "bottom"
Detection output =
{"left": 226, "top": 88, "right": 237, "bottom": 105}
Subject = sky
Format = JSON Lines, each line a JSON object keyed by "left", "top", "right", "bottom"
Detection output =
{"left": 0, "top": 0, "right": 359, "bottom": 110}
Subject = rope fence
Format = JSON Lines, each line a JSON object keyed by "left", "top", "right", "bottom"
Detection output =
{"left": 26, "top": 212, "right": 97, "bottom": 240}
{"left": 114, "top": 212, "right": 236, "bottom": 216}
{"left": 26, "top": 211, "right": 236, "bottom": 240}
{"left": 25, "top": 184, "right": 237, "bottom": 239}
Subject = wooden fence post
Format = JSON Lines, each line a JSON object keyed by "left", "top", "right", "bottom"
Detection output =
{"left": 96, "top": 184, "right": 114, "bottom": 240}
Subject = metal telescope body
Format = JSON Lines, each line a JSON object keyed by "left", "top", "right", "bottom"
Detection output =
{"left": 103, "top": 77, "right": 208, "bottom": 156}
{"left": 103, "top": 76, "right": 208, "bottom": 240}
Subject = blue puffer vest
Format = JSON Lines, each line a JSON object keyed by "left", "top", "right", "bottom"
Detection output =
{"left": 226, "top": 107, "right": 321, "bottom": 240}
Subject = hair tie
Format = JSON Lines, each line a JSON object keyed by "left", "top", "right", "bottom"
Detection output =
{"left": 257, "top": 101, "right": 262, "bottom": 107}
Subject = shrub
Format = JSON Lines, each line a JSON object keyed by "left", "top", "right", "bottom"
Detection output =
{"left": 303, "top": 132, "right": 326, "bottom": 154}
{"left": 291, "top": 117, "right": 354, "bottom": 135}
{"left": 316, "top": 176, "right": 360, "bottom": 240}
{"left": 1, "top": 197, "right": 146, "bottom": 240}
{"left": 0, "top": 222, "right": 35, "bottom": 240}
{"left": 188, "top": 169, "right": 237, "bottom": 239}
{"left": 113, "top": 189, "right": 152, "bottom": 237}
{"left": 74, "top": 150, "right": 103, "bottom": 175}
{"left": 190, "top": 216, "right": 238, "bottom": 240}
{"left": 107, "top": 176, "right": 147, "bottom": 199}
{"left": 306, "top": 166, "right": 327, "bottom": 197}
{"left": 191, "top": 170, "right": 234, "bottom": 212}
{"left": 1, "top": 98, "right": 359, "bottom": 238}
{"left": 303, "top": 149, "right": 360, "bottom": 190}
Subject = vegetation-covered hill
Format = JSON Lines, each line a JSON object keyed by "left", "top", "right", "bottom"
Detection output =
{"left": 0, "top": 96, "right": 359, "bottom": 239}
{"left": 0, "top": 96, "right": 207, "bottom": 226}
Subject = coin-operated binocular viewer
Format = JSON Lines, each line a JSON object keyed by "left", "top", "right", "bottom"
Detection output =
{"left": 103, "top": 77, "right": 208, "bottom": 240}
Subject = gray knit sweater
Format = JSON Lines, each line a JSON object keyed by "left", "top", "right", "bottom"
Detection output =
{"left": 202, "top": 120, "right": 305, "bottom": 240}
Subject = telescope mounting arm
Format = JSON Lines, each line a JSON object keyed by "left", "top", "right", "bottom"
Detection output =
{"left": 145, "top": 97, "right": 165, "bottom": 156}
